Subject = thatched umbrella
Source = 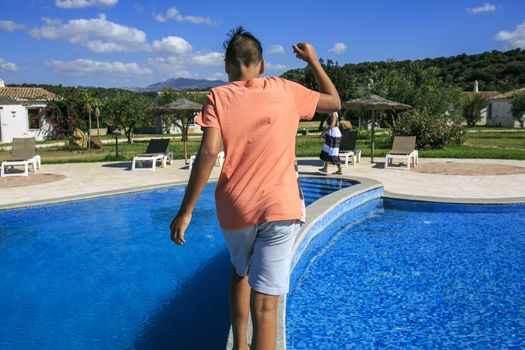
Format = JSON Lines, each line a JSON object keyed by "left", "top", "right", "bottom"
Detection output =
{"left": 342, "top": 94, "right": 411, "bottom": 163}
{"left": 152, "top": 98, "right": 203, "bottom": 164}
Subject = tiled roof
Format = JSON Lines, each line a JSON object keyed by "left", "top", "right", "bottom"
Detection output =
{"left": 464, "top": 91, "right": 501, "bottom": 99}
{"left": 491, "top": 87, "right": 525, "bottom": 99}
{"left": 0, "top": 87, "right": 61, "bottom": 101}
{"left": 0, "top": 96, "right": 18, "bottom": 105}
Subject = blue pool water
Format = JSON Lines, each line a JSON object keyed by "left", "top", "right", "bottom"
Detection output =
{"left": 0, "top": 177, "right": 352, "bottom": 350}
{"left": 287, "top": 199, "right": 525, "bottom": 349}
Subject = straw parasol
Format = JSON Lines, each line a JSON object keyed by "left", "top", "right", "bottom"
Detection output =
{"left": 342, "top": 94, "right": 411, "bottom": 163}
{"left": 152, "top": 98, "right": 203, "bottom": 164}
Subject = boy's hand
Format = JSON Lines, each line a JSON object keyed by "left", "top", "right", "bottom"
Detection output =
{"left": 170, "top": 212, "right": 192, "bottom": 245}
{"left": 292, "top": 42, "right": 318, "bottom": 65}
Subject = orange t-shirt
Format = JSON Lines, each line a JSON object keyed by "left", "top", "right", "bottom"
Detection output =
{"left": 195, "top": 77, "right": 320, "bottom": 230}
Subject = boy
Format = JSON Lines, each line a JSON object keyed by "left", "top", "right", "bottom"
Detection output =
{"left": 170, "top": 27, "right": 340, "bottom": 350}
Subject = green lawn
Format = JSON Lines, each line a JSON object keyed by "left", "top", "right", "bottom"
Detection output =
{"left": 1, "top": 128, "right": 524, "bottom": 163}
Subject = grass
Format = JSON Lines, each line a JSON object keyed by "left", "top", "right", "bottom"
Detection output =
{"left": 1, "top": 128, "right": 524, "bottom": 163}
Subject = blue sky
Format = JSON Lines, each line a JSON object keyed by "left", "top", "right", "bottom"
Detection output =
{"left": 0, "top": 0, "right": 524, "bottom": 88}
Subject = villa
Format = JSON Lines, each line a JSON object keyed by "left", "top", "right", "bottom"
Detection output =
{"left": 0, "top": 79, "right": 60, "bottom": 143}
{"left": 488, "top": 87, "right": 525, "bottom": 128}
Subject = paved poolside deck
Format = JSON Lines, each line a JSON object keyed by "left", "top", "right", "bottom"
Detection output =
{"left": 1, "top": 157, "right": 525, "bottom": 209}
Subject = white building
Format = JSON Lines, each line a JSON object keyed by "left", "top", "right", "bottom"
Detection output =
{"left": 0, "top": 79, "right": 60, "bottom": 143}
{"left": 488, "top": 87, "right": 525, "bottom": 128}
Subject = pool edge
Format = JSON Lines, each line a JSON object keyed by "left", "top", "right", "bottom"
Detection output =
{"left": 383, "top": 190, "right": 525, "bottom": 205}
{"left": 225, "top": 175, "right": 384, "bottom": 350}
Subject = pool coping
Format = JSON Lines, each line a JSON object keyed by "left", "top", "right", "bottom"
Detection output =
{"left": 277, "top": 175, "right": 383, "bottom": 350}
{"left": 0, "top": 181, "right": 192, "bottom": 211}
{"left": 225, "top": 175, "right": 384, "bottom": 350}
{"left": 383, "top": 191, "right": 525, "bottom": 205}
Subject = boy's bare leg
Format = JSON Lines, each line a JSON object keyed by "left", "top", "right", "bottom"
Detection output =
{"left": 250, "top": 290, "right": 280, "bottom": 350}
{"left": 229, "top": 269, "right": 251, "bottom": 350}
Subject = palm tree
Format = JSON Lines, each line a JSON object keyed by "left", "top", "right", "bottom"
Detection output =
{"left": 463, "top": 95, "right": 488, "bottom": 127}
{"left": 81, "top": 92, "right": 94, "bottom": 149}
{"left": 92, "top": 98, "right": 102, "bottom": 137}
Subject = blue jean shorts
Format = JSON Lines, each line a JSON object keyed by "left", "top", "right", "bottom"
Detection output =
{"left": 222, "top": 220, "right": 301, "bottom": 296}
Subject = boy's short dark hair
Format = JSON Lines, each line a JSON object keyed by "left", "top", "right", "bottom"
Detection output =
{"left": 223, "top": 26, "right": 263, "bottom": 69}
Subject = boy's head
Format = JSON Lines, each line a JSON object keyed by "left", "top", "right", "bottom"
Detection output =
{"left": 223, "top": 26, "right": 264, "bottom": 81}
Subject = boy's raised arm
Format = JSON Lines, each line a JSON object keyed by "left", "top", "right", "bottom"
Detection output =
{"left": 292, "top": 42, "right": 341, "bottom": 113}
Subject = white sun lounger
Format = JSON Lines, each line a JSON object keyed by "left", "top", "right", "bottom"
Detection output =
{"left": 384, "top": 136, "right": 418, "bottom": 170}
{"left": 188, "top": 151, "right": 225, "bottom": 171}
{"left": 1, "top": 138, "right": 41, "bottom": 177}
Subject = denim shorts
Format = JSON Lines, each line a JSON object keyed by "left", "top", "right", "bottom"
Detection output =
{"left": 222, "top": 220, "right": 301, "bottom": 295}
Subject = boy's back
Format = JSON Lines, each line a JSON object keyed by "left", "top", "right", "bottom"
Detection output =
{"left": 196, "top": 76, "right": 319, "bottom": 230}
{"left": 170, "top": 26, "right": 340, "bottom": 350}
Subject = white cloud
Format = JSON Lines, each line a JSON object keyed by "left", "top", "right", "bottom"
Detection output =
{"left": 45, "top": 59, "right": 152, "bottom": 75}
{"left": 192, "top": 52, "right": 223, "bottom": 66}
{"left": 0, "top": 57, "right": 20, "bottom": 71}
{"left": 265, "top": 62, "right": 287, "bottom": 71}
{"left": 268, "top": 44, "right": 285, "bottom": 54}
{"left": 152, "top": 36, "right": 192, "bottom": 55}
{"left": 30, "top": 14, "right": 148, "bottom": 53}
{"left": 496, "top": 21, "right": 525, "bottom": 49}
{"left": 42, "top": 17, "right": 63, "bottom": 26}
{"left": 207, "top": 72, "right": 227, "bottom": 81}
{"left": 148, "top": 51, "right": 224, "bottom": 76}
{"left": 153, "top": 7, "right": 215, "bottom": 25}
{"left": 55, "top": 0, "right": 118, "bottom": 9}
{"left": 328, "top": 42, "right": 347, "bottom": 54}
{"left": 467, "top": 3, "right": 496, "bottom": 14}
{"left": 0, "top": 20, "right": 25, "bottom": 32}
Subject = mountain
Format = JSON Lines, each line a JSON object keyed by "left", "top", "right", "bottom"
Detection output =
{"left": 131, "top": 78, "right": 227, "bottom": 92}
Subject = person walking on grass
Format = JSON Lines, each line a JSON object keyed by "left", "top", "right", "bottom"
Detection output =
{"left": 319, "top": 111, "right": 343, "bottom": 175}
{"left": 169, "top": 26, "right": 340, "bottom": 350}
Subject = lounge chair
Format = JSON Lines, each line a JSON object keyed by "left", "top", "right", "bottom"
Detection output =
{"left": 339, "top": 130, "right": 361, "bottom": 167}
{"left": 188, "top": 151, "right": 225, "bottom": 171}
{"left": 384, "top": 136, "right": 418, "bottom": 170}
{"left": 131, "top": 138, "right": 172, "bottom": 171}
{"left": 1, "top": 137, "right": 41, "bottom": 177}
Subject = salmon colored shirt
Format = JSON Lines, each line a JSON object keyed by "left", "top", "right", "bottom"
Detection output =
{"left": 195, "top": 77, "right": 320, "bottom": 230}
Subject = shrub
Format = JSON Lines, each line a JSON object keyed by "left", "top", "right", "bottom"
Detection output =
{"left": 45, "top": 114, "right": 85, "bottom": 141}
{"left": 392, "top": 110, "right": 466, "bottom": 149}
{"left": 356, "top": 127, "right": 370, "bottom": 140}
{"left": 511, "top": 92, "right": 525, "bottom": 128}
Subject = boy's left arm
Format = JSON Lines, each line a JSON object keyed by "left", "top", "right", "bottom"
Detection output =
{"left": 170, "top": 127, "right": 222, "bottom": 245}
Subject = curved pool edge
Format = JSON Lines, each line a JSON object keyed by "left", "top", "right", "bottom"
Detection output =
{"left": 225, "top": 175, "right": 384, "bottom": 350}
{"left": 383, "top": 190, "right": 525, "bottom": 205}
{"left": 0, "top": 180, "right": 193, "bottom": 211}
{"left": 279, "top": 176, "right": 383, "bottom": 350}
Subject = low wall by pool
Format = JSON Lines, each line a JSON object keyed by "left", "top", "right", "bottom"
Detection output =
{"left": 279, "top": 177, "right": 383, "bottom": 350}
{"left": 226, "top": 175, "right": 384, "bottom": 349}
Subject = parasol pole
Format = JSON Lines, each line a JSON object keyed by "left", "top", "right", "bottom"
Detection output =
{"left": 371, "top": 110, "right": 375, "bottom": 163}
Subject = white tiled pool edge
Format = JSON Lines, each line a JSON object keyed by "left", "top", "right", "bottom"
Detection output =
{"left": 225, "top": 175, "right": 383, "bottom": 350}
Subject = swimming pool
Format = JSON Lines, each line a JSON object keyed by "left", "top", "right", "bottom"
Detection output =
{"left": 287, "top": 199, "right": 525, "bottom": 349}
{"left": 0, "top": 177, "right": 352, "bottom": 350}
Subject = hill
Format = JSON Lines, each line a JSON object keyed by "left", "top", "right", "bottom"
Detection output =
{"left": 131, "top": 78, "right": 226, "bottom": 92}
{"left": 282, "top": 48, "right": 525, "bottom": 94}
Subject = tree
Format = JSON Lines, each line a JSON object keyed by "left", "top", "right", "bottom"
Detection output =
{"left": 104, "top": 92, "right": 153, "bottom": 143}
{"left": 91, "top": 97, "right": 103, "bottom": 137}
{"left": 511, "top": 92, "right": 525, "bottom": 128}
{"left": 370, "top": 62, "right": 465, "bottom": 149}
{"left": 157, "top": 89, "right": 206, "bottom": 163}
{"left": 80, "top": 92, "right": 94, "bottom": 149}
{"left": 463, "top": 95, "right": 488, "bottom": 127}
